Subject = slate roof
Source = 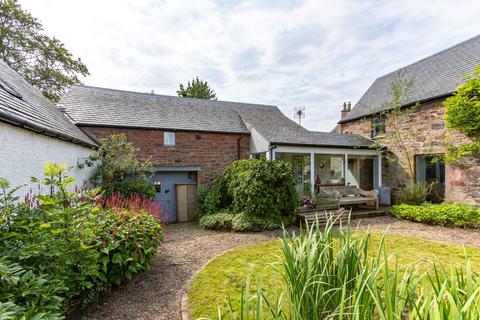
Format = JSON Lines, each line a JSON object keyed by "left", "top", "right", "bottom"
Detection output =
{"left": 60, "top": 84, "right": 372, "bottom": 149}
{"left": 340, "top": 35, "right": 480, "bottom": 123}
{"left": 0, "top": 61, "right": 97, "bottom": 147}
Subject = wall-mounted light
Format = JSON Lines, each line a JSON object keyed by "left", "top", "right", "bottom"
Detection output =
{"left": 154, "top": 181, "right": 161, "bottom": 193}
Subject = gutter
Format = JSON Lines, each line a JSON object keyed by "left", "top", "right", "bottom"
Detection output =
{"left": 270, "top": 142, "right": 373, "bottom": 149}
{"left": 338, "top": 92, "right": 453, "bottom": 124}
{"left": 236, "top": 134, "right": 244, "bottom": 159}
{"left": 0, "top": 109, "right": 98, "bottom": 148}
{"left": 268, "top": 144, "right": 278, "bottom": 160}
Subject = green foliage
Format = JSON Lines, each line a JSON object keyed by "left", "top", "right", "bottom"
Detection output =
{"left": 195, "top": 218, "right": 480, "bottom": 319}
{"left": 198, "top": 210, "right": 234, "bottom": 230}
{"left": 231, "top": 212, "right": 282, "bottom": 232}
{"left": 397, "top": 181, "right": 435, "bottom": 205}
{"left": 0, "top": 0, "right": 89, "bottom": 102}
{"left": 197, "top": 183, "right": 222, "bottom": 218}
{"left": 177, "top": 76, "right": 217, "bottom": 100}
{"left": 198, "top": 159, "right": 298, "bottom": 231}
{"left": 444, "top": 65, "right": 480, "bottom": 163}
{"left": 0, "top": 162, "right": 163, "bottom": 318}
{"left": 106, "top": 177, "right": 156, "bottom": 199}
{"left": 391, "top": 202, "right": 480, "bottom": 228}
{"left": 79, "top": 134, "right": 153, "bottom": 197}
{"left": 94, "top": 196, "right": 163, "bottom": 287}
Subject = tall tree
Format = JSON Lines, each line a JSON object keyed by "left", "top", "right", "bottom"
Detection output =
{"left": 177, "top": 76, "right": 217, "bottom": 100}
{"left": 0, "top": 0, "right": 89, "bottom": 102}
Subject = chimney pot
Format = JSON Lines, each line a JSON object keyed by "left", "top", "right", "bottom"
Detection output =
{"left": 347, "top": 101, "right": 351, "bottom": 111}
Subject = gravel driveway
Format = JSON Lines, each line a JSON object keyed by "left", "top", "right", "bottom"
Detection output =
{"left": 81, "top": 216, "right": 480, "bottom": 320}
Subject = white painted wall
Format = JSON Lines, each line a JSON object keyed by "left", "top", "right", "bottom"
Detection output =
{"left": 0, "top": 122, "right": 95, "bottom": 197}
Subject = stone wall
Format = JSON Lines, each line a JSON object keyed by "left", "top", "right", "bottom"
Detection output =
{"left": 341, "top": 98, "right": 480, "bottom": 206}
{"left": 81, "top": 126, "right": 250, "bottom": 184}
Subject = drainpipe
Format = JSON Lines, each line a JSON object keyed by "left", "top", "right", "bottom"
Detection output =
{"left": 237, "top": 134, "right": 244, "bottom": 159}
{"left": 268, "top": 144, "right": 278, "bottom": 160}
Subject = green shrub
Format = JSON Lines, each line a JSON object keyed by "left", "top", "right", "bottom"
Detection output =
{"left": 231, "top": 212, "right": 282, "bottom": 232}
{"left": 106, "top": 177, "right": 156, "bottom": 199}
{"left": 397, "top": 181, "right": 433, "bottom": 205}
{"left": 198, "top": 210, "right": 234, "bottom": 230}
{"left": 391, "top": 202, "right": 480, "bottom": 228}
{"left": 0, "top": 162, "right": 163, "bottom": 318}
{"left": 197, "top": 183, "right": 222, "bottom": 218}
{"left": 198, "top": 159, "right": 298, "bottom": 231}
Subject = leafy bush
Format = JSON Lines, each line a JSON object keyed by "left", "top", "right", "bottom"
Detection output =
{"left": 79, "top": 134, "right": 154, "bottom": 196}
{"left": 391, "top": 202, "right": 480, "bottom": 228}
{"left": 397, "top": 181, "right": 433, "bottom": 205}
{"left": 0, "top": 162, "right": 164, "bottom": 318}
{"left": 106, "top": 177, "right": 156, "bottom": 199}
{"left": 444, "top": 65, "right": 480, "bottom": 162}
{"left": 231, "top": 212, "right": 282, "bottom": 232}
{"left": 197, "top": 183, "right": 222, "bottom": 218}
{"left": 198, "top": 210, "right": 234, "bottom": 230}
{"left": 198, "top": 159, "right": 297, "bottom": 231}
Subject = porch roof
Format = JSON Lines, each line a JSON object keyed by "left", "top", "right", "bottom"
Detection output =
{"left": 270, "top": 131, "right": 374, "bottom": 149}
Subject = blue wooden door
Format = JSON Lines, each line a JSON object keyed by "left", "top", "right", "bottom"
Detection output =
{"left": 151, "top": 171, "right": 197, "bottom": 223}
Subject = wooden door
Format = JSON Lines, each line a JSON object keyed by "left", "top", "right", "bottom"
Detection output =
{"left": 176, "top": 184, "right": 197, "bottom": 222}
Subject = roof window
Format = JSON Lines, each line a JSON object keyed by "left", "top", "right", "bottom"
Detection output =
{"left": 0, "top": 78, "right": 22, "bottom": 99}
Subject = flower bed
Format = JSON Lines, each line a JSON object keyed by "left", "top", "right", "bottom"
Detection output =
{"left": 0, "top": 162, "right": 164, "bottom": 319}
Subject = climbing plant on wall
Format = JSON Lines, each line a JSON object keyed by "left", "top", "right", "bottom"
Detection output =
{"left": 444, "top": 66, "right": 480, "bottom": 163}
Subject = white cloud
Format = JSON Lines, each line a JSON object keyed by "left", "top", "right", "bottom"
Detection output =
{"left": 19, "top": 0, "right": 480, "bottom": 131}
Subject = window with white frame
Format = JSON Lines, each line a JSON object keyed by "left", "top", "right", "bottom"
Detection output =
{"left": 164, "top": 132, "right": 175, "bottom": 146}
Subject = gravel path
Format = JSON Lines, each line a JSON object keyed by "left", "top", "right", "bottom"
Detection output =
{"left": 81, "top": 216, "right": 480, "bottom": 319}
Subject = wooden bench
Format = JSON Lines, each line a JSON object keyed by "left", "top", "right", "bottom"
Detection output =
{"left": 319, "top": 186, "right": 379, "bottom": 211}
{"left": 297, "top": 207, "right": 347, "bottom": 225}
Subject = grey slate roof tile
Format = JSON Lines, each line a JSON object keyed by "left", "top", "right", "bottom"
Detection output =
{"left": 340, "top": 35, "right": 480, "bottom": 123}
{"left": 60, "top": 85, "right": 372, "bottom": 148}
{"left": 0, "top": 61, "right": 97, "bottom": 147}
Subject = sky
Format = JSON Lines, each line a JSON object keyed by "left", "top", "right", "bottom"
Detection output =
{"left": 19, "top": 0, "right": 480, "bottom": 131}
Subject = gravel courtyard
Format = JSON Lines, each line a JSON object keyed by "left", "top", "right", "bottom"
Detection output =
{"left": 81, "top": 216, "right": 480, "bottom": 320}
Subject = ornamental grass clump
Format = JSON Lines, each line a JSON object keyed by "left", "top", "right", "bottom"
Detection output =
{"left": 212, "top": 214, "right": 480, "bottom": 319}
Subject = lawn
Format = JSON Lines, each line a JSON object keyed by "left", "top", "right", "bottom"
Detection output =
{"left": 188, "top": 232, "right": 480, "bottom": 319}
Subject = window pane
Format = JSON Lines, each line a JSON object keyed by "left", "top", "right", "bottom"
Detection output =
{"left": 314, "top": 154, "right": 344, "bottom": 187}
{"left": 346, "top": 155, "right": 374, "bottom": 190}
{"left": 275, "top": 152, "right": 310, "bottom": 195}
{"left": 164, "top": 132, "right": 175, "bottom": 146}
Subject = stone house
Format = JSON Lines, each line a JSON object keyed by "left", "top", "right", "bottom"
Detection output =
{"left": 338, "top": 35, "right": 480, "bottom": 206}
{"left": 0, "top": 61, "right": 97, "bottom": 195}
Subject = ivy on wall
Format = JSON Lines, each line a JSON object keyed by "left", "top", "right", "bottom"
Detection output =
{"left": 444, "top": 66, "right": 480, "bottom": 163}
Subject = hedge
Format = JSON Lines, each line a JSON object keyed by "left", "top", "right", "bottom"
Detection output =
{"left": 391, "top": 203, "right": 480, "bottom": 228}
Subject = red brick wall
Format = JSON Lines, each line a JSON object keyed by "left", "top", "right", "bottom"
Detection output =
{"left": 81, "top": 126, "right": 250, "bottom": 184}
{"left": 340, "top": 99, "right": 480, "bottom": 206}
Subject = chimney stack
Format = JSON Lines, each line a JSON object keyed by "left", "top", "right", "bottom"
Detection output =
{"left": 341, "top": 101, "right": 350, "bottom": 119}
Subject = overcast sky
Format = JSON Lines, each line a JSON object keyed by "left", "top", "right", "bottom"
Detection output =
{"left": 19, "top": 0, "right": 480, "bottom": 131}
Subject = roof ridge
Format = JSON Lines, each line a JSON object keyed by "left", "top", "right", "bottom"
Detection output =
{"left": 72, "top": 84, "right": 278, "bottom": 109}
{"left": 376, "top": 34, "right": 480, "bottom": 80}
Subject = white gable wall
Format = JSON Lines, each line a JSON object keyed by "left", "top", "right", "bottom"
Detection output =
{"left": 0, "top": 122, "right": 95, "bottom": 197}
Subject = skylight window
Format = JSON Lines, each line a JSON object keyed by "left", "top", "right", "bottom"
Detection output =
{"left": 0, "top": 78, "right": 22, "bottom": 99}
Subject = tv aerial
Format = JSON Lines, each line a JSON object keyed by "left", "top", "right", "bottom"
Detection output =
{"left": 294, "top": 106, "right": 305, "bottom": 125}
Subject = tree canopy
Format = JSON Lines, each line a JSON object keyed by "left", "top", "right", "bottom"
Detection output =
{"left": 177, "top": 77, "right": 217, "bottom": 100}
{"left": 0, "top": 0, "right": 89, "bottom": 102}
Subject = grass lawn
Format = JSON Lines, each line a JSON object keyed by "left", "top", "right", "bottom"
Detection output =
{"left": 188, "top": 232, "right": 480, "bottom": 319}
